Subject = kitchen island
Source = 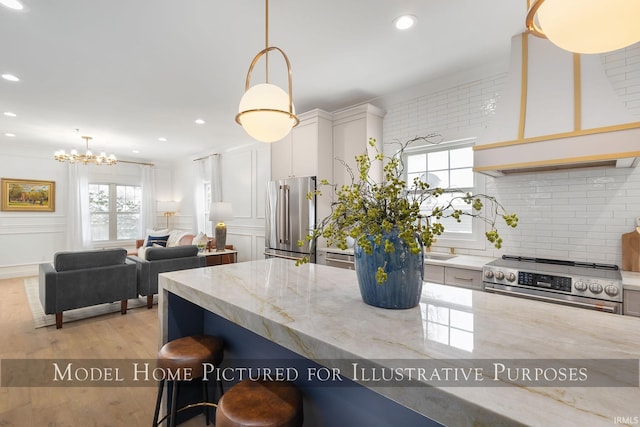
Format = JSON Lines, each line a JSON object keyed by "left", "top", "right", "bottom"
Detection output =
{"left": 159, "top": 259, "right": 640, "bottom": 427}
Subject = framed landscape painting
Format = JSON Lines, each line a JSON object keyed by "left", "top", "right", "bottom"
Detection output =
{"left": 1, "top": 178, "right": 55, "bottom": 212}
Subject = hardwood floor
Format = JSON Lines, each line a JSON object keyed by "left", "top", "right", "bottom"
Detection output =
{"left": 0, "top": 276, "right": 205, "bottom": 426}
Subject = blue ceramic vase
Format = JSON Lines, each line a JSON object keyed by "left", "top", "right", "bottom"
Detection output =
{"left": 354, "top": 230, "right": 424, "bottom": 309}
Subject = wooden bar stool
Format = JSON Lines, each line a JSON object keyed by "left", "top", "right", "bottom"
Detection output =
{"left": 152, "top": 335, "right": 224, "bottom": 427}
{"left": 215, "top": 379, "right": 303, "bottom": 427}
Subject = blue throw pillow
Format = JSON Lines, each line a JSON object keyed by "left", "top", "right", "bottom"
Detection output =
{"left": 145, "top": 235, "right": 170, "bottom": 247}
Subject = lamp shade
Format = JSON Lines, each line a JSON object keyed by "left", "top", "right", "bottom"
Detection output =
{"left": 209, "top": 202, "right": 233, "bottom": 222}
{"left": 157, "top": 200, "right": 179, "bottom": 213}
{"left": 536, "top": 0, "right": 640, "bottom": 54}
{"left": 237, "top": 83, "right": 297, "bottom": 143}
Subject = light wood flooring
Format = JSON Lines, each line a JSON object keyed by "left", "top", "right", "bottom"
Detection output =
{"left": 0, "top": 276, "right": 204, "bottom": 427}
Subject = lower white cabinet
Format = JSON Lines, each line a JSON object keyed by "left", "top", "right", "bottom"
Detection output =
{"left": 424, "top": 265, "right": 445, "bottom": 284}
{"left": 425, "top": 264, "right": 484, "bottom": 291}
{"left": 624, "top": 289, "right": 640, "bottom": 317}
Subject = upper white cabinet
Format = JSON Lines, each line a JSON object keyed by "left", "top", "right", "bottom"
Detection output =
{"left": 270, "top": 109, "right": 333, "bottom": 181}
{"left": 332, "top": 104, "right": 385, "bottom": 187}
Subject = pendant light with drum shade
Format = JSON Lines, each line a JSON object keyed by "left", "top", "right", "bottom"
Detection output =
{"left": 235, "top": 0, "right": 299, "bottom": 143}
{"left": 526, "top": 0, "right": 640, "bottom": 54}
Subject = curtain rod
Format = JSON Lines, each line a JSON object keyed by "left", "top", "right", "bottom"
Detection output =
{"left": 118, "top": 159, "right": 155, "bottom": 166}
{"left": 193, "top": 153, "right": 220, "bottom": 162}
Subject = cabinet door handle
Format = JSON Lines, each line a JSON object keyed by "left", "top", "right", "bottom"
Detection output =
{"left": 454, "top": 276, "right": 474, "bottom": 281}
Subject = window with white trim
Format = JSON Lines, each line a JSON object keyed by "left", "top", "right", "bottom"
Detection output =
{"left": 403, "top": 140, "right": 486, "bottom": 249}
{"left": 89, "top": 183, "right": 141, "bottom": 241}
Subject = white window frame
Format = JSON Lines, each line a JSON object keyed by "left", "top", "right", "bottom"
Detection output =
{"left": 89, "top": 183, "right": 142, "bottom": 243}
{"left": 402, "top": 138, "right": 487, "bottom": 251}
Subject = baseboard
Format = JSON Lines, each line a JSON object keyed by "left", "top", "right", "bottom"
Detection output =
{"left": 0, "top": 264, "right": 38, "bottom": 279}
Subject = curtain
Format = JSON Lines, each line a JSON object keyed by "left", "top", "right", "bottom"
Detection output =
{"left": 140, "top": 165, "right": 157, "bottom": 233}
{"left": 66, "top": 163, "right": 91, "bottom": 250}
{"left": 193, "top": 154, "right": 221, "bottom": 233}
{"left": 210, "top": 154, "right": 222, "bottom": 203}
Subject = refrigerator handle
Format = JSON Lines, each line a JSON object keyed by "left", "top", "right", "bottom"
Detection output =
{"left": 279, "top": 184, "right": 290, "bottom": 244}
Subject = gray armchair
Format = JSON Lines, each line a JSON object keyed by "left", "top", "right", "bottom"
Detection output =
{"left": 39, "top": 248, "right": 137, "bottom": 329}
{"left": 128, "top": 245, "right": 205, "bottom": 308}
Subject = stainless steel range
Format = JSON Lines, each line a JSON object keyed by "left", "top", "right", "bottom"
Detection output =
{"left": 483, "top": 255, "right": 623, "bottom": 314}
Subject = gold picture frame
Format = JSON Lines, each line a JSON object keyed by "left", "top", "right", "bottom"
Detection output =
{"left": 1, "top": 178, "right": 55, "bottom": 212}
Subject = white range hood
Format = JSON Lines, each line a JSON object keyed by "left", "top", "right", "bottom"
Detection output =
{"left": 474, "top": 33, "right": 640, "bottom": 177}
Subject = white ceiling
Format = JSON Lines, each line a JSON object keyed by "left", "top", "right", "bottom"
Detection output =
{"left": 0, "top": 0, "right": 526, "bottom": 163}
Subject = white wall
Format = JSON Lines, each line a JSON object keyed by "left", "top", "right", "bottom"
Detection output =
{"left": 381, "top": 44, "right": 640, "bottom": 265}
{"left": 169, "top": 142, "right": 270, "bottom": 263}
{"left": 0, "top": 141, "right": 174, "bottom": 278}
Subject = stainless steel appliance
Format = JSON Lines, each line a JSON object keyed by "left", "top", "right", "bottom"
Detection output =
{"left": 483, "top": 255, "right": 623, "bottom": 314}
{"left": 265, "top": 176, "right": 316, "bottom": 263}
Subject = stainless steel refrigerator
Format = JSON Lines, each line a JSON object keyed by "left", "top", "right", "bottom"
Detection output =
{"left": 265, "top": 176, "right": 316, "bottom": 263}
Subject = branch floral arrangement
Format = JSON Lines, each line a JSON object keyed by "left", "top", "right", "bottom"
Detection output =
{"left": 298, "top": 135, "right": 518, "bottom": 283}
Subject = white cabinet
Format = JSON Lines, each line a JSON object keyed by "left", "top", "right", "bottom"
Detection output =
{"left": 424, "top": 265, "right": 445, "bottom": 284}
{"left": 424, "top": 263, "right": 484, "bottom": 291}
{"left": 270, "top": 109, "right": 333, "bottom": 181}
{"left": 332, "top": 103, "right": 385, "bottom": 187}
{"left": 444, "top": 267, "right": 484, "bottom": 291}
{"left": 624, "top": 289, "right": 640, "bottom": 317}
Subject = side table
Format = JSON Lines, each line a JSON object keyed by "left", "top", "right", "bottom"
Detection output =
{"left": 198, "top": 249, "right": 238, "bottom": 267}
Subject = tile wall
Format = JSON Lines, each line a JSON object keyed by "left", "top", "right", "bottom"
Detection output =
{"left": 382, "top": 44, "right": 640, "bottom": 264}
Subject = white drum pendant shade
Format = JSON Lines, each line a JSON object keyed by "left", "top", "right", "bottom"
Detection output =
{"left": 536, "top": 0, "right": 640, "bottom": 54}
{"left": 237, "top": 83, "right": 296, "bottom": 143}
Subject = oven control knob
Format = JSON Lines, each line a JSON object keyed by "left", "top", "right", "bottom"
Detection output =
{"left": 484, "top": 270, "right": 494, "bottom": 279}
{"left": 574, "top": 281, "right": 587, "bottom": 291}
{"left": 589, "top": 283, "right": 603, "bottom": 294}
{"left": 506, "top": 272, "right": 516, "bottom": 282}
{"left": 495, "top": 271, "right": 505, "bottom": 280}
{"left": 604, "top": 285, "right": 619, "bottom": 296}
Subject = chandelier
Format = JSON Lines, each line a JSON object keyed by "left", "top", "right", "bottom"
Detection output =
{"left": 54, "top": 135, "right": 117, "bottom": 166}
{"left": 526, "top": 0, "right": 640, "bottom": 54}
{"left": 235, "top": 0, "right": 299, "bottom": 143}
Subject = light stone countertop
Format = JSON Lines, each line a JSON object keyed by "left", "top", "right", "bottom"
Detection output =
{"left": 317, "top": 247, "right": 495, "bottom": 271}
{"left": 159, "top": 259, "right": 640, "bottom": 427}
{"left": 622, "top": 271, "right": 640, "bottom": 291}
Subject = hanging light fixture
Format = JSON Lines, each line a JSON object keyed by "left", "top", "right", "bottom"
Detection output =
{"left": 526, "top": 0, "right": 640, "bottom": 54}
{"left": 54, "top": 135, "right": 117, "bottom": 165}
{"left": 235, "top": 0, "right": 299, "bottom": 143}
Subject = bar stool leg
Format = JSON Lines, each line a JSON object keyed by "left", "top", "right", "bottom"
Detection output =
{"left": 152, "top": 379, "right": 165, "bottom": 426}
{"left": 202, "top": 381, "right": 210, "bottom": 425}
{"left": 169, "top": 381, "right": 179, "bottom": 427}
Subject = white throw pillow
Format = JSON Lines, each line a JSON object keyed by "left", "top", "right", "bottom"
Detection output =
{"left": 192, "top": 232, "right": 207, "bottom": 246}
{"left": 167, "top": 230, "right": 190, "bottom": 247}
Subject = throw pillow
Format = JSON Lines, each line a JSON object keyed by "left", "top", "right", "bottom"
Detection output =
{"left": 142, "top": 228, "right": 170, "bottom": 247}
{"left": 146, "top": 234, "right": 170, "bottom": 247}
{"left": 192, "top": 232, "right": 207, "bottom": 246}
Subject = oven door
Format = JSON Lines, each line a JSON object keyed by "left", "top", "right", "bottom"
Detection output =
{"left": 483, "top": 282, "right": 622, "bottom": 314}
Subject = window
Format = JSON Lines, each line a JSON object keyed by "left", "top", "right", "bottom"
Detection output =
{"left": 89, "top": 184, "right": 142, "bottom": 241}
{"left": 403, "top": 140, "right": 485, "bottom": 249}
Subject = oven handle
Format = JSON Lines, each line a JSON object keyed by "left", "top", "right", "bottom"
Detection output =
{"left": 485, "top": 286, "right": 617, "bottom": 313}
{"left": 264, "top": 252, "right": 304, "bottom": 261}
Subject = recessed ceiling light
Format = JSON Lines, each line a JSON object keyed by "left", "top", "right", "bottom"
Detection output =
{"left": 158, "top": 137, "right": 167, "bottom": 142}
{"left": 4, "top": 112, "right": 17, "bottom": 117}
{"left": 132, "top": 149, "right": 140, "bottom": 154}
{"left": 0, "top": 0, "right": 24, "bottom": 10}
{"left": 5, "top": 133, "right": 16, "bottom": 137}
{"left": 195, "top": 119, "right": 206, "bottom": 125}
{"left": 393, "top": 15, "right": 417, "bottom": 30}
{"left": 1, "top": 74, "right": 20, "bottom": 82}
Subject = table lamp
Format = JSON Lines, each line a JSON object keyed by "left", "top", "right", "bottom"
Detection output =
{"left": 209, "top": 202, "right": 233, "bottom": 251}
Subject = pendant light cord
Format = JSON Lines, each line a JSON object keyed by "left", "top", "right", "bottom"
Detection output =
{"left": 265, "top": 0, "right": 269, "bottom": 83}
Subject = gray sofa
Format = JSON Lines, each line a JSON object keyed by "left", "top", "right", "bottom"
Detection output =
{"left": 39, "top": 248, "right": 137, "bottom": 329}
{"left": 128, "top": 245, "right": 205, "bottom": 308}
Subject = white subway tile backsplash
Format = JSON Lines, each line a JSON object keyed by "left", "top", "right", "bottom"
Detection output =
{"left": 384, "top": 49, "right": 640, "bottom": 265}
